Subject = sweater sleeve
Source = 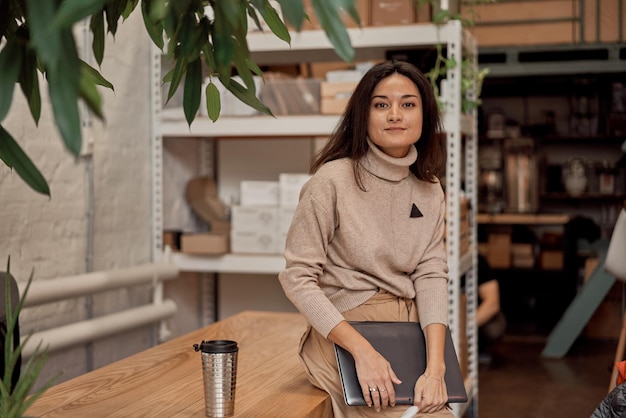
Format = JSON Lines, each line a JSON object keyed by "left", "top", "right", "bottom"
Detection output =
{"left": 278, "top": 178, "right": 346, "bottom": 338}
{"left": 412, "top": 190, "right": 449, "bottom": 329}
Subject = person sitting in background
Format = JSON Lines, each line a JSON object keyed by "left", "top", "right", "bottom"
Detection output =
{"left": 476, "top": 255, "right": 506, "bottom": 364}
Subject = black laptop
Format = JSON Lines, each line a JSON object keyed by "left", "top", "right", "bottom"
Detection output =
{"left": 334, "top": 321, "right": 468, "bottom": 406}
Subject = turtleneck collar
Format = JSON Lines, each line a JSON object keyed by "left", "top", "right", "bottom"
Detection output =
{"left": 360, "top": 137, "right": 418, "bottom": 182}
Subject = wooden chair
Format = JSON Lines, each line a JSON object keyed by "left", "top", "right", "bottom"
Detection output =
{"left": 0, "top": 272, "right": 21, "bottom": 391}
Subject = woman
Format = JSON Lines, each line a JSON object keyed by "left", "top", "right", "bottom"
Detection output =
{"left": 278, "top": 60, "right": 452, "bottom": 417}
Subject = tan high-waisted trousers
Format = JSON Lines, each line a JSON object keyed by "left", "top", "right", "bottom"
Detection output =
{"left": 298, "top": 290, "right": 454, "bottom": 418}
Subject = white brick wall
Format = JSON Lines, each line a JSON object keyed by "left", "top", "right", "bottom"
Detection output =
{"left": 0, "top": 12, "right": 162, "bottom": 389}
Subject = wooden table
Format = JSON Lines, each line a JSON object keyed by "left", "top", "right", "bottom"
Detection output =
{"left": 26, "top": 311, "right": 331, "bottom": 417}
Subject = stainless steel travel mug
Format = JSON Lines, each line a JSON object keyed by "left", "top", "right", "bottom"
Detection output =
{"left": 194, "top": 340, "right": 239, "bottom": 417}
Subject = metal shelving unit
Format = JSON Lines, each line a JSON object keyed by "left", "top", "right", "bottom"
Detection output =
{"left": 151, "top": 21, "right": 478, "bottom": 418}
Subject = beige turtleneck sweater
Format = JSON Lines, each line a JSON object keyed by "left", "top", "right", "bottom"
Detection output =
{"left": 278, "top": 140, "right": 449, "bottom": 338}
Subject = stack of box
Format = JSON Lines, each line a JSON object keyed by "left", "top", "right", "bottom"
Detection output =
{"left": 486, "top": 230, "right": 511, "bottom": 269}
{"left": 230, "top": 181, "right": 280, "bottom": 254}
{"left": 230, "top": 174, "right": 311, "bottom": 254}
{"left": 277, "top": 173, "right": 311, "bottom": 250}
{"left": 289, "top": 0, "right": 429, "bottom": 31}
{"left": 539, "top": 231, "right": 564, "bottom": 270}
{"left": 320, "top": 63, "right": 376, "bottom": 114}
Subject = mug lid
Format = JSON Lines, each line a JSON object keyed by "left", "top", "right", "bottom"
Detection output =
{"left": 194, "top": 339, "right": 238, "bottom": 353}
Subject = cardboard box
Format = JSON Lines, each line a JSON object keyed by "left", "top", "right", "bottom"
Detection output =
{"left": 487, "top": 233, "right": 511, "bottom": 269}
{"left": 163, "top": 230, "right": 182, "bottom": 251}
{"left": 240, "top": 181, "right": 279, "bottom": 207}
{"left": 299, "top": 0, "right": 369, "bottom": 30}
{"left": 370, "top": 0, "right": 417, "bottom": 26}
{"left": 459, "top": 0, "right": 609, "bottom": 46}
{"left": 180, "top": 233, "right": 229, "bottom": 255}
{"left": 540, "top": 250, "right": 564, "bottom": 270}
{"left": 320, "top": 81, "right": 358, "bottom": 115}
{"left": 309, "top": 61, "right": 355, "bottom": 79}
{"left": 582, "top": 0, "right": 625, "bottom": 43}
{"left": 261, "top": 76, "right": 321, "bottom": 115}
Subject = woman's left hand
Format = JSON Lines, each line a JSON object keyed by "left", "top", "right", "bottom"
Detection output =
{"left": 413, "top": 373, "right": 448, "bottom": 413}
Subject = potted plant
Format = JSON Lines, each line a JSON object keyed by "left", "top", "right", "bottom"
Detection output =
{"left": 0, "top": 258, "right": 59, "bottom": 417}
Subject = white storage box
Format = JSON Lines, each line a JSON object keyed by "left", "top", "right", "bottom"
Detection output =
{"left": 277, "top": 206, "right": 297, "bottom": 252}
{"left": 278, "top": 206, "right": 297, "bottom": 234}
{"left": 230, "top": 229, "right": 279, "bottom": 254}
{"left": 240, "top": 181, "right": 279, "bottom": 206}
{"left": 279, "top": 173, "right": 311, "bottom": 207}
{"left": 231, "top": 205, "right": 278, "bottom": 233}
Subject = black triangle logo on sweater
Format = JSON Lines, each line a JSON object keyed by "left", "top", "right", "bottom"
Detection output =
{"left": 410, "top": 203, "right": 423, "bottom": 218}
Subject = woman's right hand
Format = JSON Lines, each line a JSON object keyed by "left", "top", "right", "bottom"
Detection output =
{"left": 353, "top": 345, "right": 402, "bottom": 411}
{"left": 328, "top": 321, "right": 402, "bottom": 412}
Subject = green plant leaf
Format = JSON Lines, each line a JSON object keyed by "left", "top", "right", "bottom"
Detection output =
{"left": 18, "top": 47, "right": 42, "bottom": 124}
{"left": 149, "top": 0, "right": 168, "bottom": 22}
{"left": 0, "top": 260, "right": 60, "bottom": 417}
{"left": 276, "top": 0, "right": 305, "bottom": 31}
{"left": 217, "top": 0, "right": 243, "bottom": 32}
{"left": 26, "top": 0, "right": 55, "bottom": 66}
{"left": 177, "top": 11, "right": 198, "bottom": 59}
{"left": 0, "top": 38, "right": 22, "bottom": 122}
{"left": 79, "top": 70, "right": 104, "bottom": 120}
{"left": 246, "top": 3, "right": 264, "bottom": 32}
{"left": 212, "top": 6, "right": 235, "bottom": 80}
{"left": 433, "top": 9, "right": 450, "bottom": 24}
{"left": 122, "top": 0, "right": 140, "bottom": 19}
{"left": 48, "top": 30, "right": 82, "bottom": 158}
{"left": 233, "top": 46, "right": 255, "bottom": 93}
{"left": 311, "top": 0, "right": 354, "bottom": 62}
{"left": 183, "top": 58, "right": 202, "bottom": 126}
{"left": 141, "top": 0, "right": 164, "bottom": 50}
{"left": 201, "top": 44, "right": 217, "bottom": 77}
{"left": 166, "top": 56, "right": 187, "bottom": 104}
{"left": 221, "top": 76, "right": 273, "bottom": 116}
{"left": 0, "top": 125, "right": 50, "bottom": 196}
{"left": 205, "top": 81, "right": 221, "bottom": 122}
{"left": 90, "top": 12, "right": 106, "bottom": 66}
{"left": 259, "top": 0, "right": 291, "bottom": 44}
{"left": 246, "top": 58, "right": 264, "bottom": 78}
{"left": 335, "top": 0, "right": 361, "bottom": 26}
{"left": 80, "top": 60, "right": 114, "bottom": 91}
{"left": 104, "top": 0, "right": 128, "bottom": 36}
{"left": 53, "top": 0, "right": 107, "bottom": 29}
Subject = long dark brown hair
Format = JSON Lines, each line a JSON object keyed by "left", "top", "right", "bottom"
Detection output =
{"left": 311, "top": 60, "right": 446, "bottom": 186}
